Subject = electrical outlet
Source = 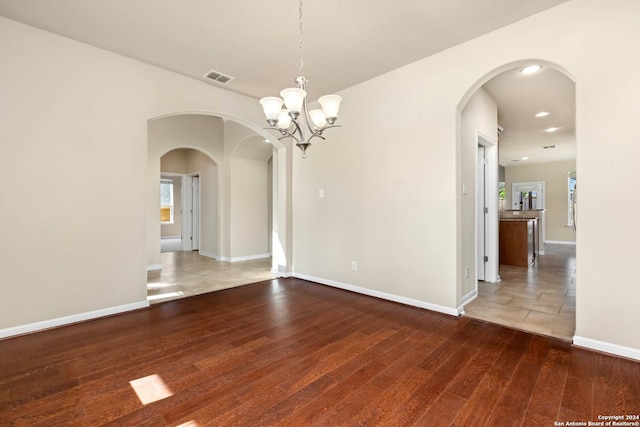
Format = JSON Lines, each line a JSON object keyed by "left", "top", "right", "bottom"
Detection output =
{"left": 319, "top": 188, "right": 325, "bottom": 198}
{"left": 351, "top": 261, "right": 358, "bottom": 271}
{"left": 465, "top": 266, "right": 469, "bottom": 278}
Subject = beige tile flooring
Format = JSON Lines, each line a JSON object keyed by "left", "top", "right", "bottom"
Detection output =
{"left": 147, "top": 251, "right": 276, "bottom": 304}
{"left": 463, "top": 243, "right": 576, "bottom": 341}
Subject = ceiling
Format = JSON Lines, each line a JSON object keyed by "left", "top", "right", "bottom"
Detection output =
{"left": 0, "top": 0, "right": 574, "bottom": 164}
{"left": 483, "top": 66, "right": 576, "bottom": 166}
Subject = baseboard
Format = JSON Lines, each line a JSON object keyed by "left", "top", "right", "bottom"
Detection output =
{"left": 147, "top": 264, "right": 163, "bottom": 271}
{"left": 199, "top": 251, "right": 219, "bottom": 260}
{"left": 220, "top": 253, "right": 270, "bottom": 263}
{"left": 544, "top": 240, "right": 576, "bottom": 245}
{"left": 161, "top": 235, "right": 181, "bottom": 240}
{"left": 461, "top": 289, "right": 477, "bottom": 305}
{"left": 292, "top": 273, "right": 458, "bottom": 317}
{"left": 573, "top": 335, "right": 640, "bottom": 361}
{"left": 0, "top": 300, "right": 150, "bottom": 340}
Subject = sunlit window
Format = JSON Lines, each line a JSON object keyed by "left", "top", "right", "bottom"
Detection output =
{"left": 160, "top": 179, "right": 174, "bottom": 223}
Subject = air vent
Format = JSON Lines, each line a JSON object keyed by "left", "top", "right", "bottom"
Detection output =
{"left": 542, "top": 145, "right": 557, "bottom": 149}
{"left": 204, "top": 69, "right": 234, "bottom": 85}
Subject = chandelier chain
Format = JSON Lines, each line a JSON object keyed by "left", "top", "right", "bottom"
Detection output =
{"left": 298, "top": 0, "right": 304, "bottom": 77}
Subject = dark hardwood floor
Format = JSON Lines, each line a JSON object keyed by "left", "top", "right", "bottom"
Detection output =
{"left": 1, "top": 278, "right": 638, "bottom": 426}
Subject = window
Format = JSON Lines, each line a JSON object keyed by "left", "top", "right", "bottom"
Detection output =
{"left": 568, "top": 171, "right": 577, "bottom": 226}
{"left": 160, "top": 178, "right": 174, "bottom": 223}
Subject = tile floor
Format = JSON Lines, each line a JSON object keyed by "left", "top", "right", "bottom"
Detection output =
{"left": 463, "top": 243, "right": 576, "bottom": 340}
{"left": 147, "top": 251, "right": 276, "bottom": 304}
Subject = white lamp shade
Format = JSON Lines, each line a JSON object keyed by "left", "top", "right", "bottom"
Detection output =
{"left": 277, "top": 110, "right": 292, "bottom": 129}
{"left": 318, "top": 94, "right": 342, "bottom": 119}
{"left": 309, "top": 109, "right": 327, "bottom": 128}
{"left": 280, "top": 88, "right": 306, "bottom": 114}
{"left": 259, "top": 97, "right": 284, "bottom": 120}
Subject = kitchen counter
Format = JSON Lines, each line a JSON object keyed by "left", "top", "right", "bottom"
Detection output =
{"left": 499, "top": 219, "right": 535, "bottom": 267}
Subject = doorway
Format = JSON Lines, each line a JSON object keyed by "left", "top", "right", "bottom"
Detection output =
{"left": 476, "top": 134, "right": 499, "bottom": 285}
{"left": 460, "top": 62, "right": 577, "bottom": 340}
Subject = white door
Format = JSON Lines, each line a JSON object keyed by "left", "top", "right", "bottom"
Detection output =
{"left": 477, "top": 146, "right": 486, "bottom": 281}
{"left": 191, "top": 176, "right": 200, "bottom": 250}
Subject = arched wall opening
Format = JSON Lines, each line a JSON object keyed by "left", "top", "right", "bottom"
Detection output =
{"left": 160, "top": 148, "right": 219, "bottom": 255}
{"left": 456, "top": 59, "right": 577, "bottom": 336}
{"left": 146, "top": 111, "right": 291, "bottom": 277}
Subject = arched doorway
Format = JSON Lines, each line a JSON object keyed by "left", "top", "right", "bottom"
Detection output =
{"left": 146, "top": 113, "right": 287, "bottom": 303}
{"left": 458, "top": 61, "right": 577, "bottom": 340}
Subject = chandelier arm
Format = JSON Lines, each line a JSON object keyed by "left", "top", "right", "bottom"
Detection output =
{"left": 308, "top": 125, "right": 342, "bottom": 143}
{"left": 263, "top": 126, "right": 302, "bottom": 144}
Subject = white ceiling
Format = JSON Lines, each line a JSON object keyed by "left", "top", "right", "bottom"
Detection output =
{"left": 0, "top": 0, "right": 574, "bottom": 164}
{"left": 483, "top": 66, "right": 576, "bottom": 166}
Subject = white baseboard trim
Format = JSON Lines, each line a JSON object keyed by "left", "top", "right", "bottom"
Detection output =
{"left": 161, "top": 235, "right": 181, "bottom": 240}
{"left": 0, "top": 300, "right": 150, "bottom": 340}
{"left": 544, "top": 240, "right": 576, "bottom": 246}
{"left": 461, "top": 289, "right": 477, "bottom": 305}
{"left": 147, "top": 264, "right": 163, "bottom": 271}
{"left": 219, "top": 253, "right": 271, "bottom": 263}
{"left": 292, "top": 273, "right": 458, "bottom": 317}
{"left": 573, "top": 335, "right": 640, "bottom": 361}
{"left": 199, "top": 251, "right": 219, "bottom": 260}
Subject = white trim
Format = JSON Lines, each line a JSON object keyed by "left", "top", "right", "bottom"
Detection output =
{"left": 573, "top": 336, "right": 640, "bottom": 361}
{"left": 0, "top": 301, "right": 150, "bottom": 340}
{"left": 147, "top": 264, "right": 163, "bottom": 271}
{"left": 544, "top": 240, "right": 576, "bottom": 245}
{"left": 199, "top": 251, "right": 219, "bottom": 260}
{"left": 461, "top": 289, "right": 477, "bottom": 305}
{"left": 161, "top": 235, "right": 181, "bottom": 240}
{"left": 292, "top": 273, "right": 459, "bottom": 317}
{"left": 219, "top": 253, "right": 271, "bottom": 263}
{"left": 274, "top": 271, "right": 292, "bottom": 278}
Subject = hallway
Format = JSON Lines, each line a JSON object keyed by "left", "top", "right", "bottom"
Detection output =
{"left": 463, "top": 243, "right": 576, "bottom": 340}
{"left": 147, "top": 251, "right": 276, "bottom": 304}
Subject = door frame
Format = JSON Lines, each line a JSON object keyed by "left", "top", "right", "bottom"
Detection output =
{"left": 477, "top": 132, "right": 499, "bottom": 284}
{"left": 181, "top": 173, "right": 201, "bottom": 251}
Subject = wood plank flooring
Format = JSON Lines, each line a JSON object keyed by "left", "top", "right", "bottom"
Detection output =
{"left": 1, "top": 278, "right": 638, "bottom": 426}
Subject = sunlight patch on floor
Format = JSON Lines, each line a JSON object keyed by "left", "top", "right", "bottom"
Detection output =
{"left": 129, "top": 374, "right": 173, "bottom": 405}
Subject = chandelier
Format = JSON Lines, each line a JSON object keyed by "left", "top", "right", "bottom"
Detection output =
{"left": 259, "top": 0, "right": 343, "bottom": 158}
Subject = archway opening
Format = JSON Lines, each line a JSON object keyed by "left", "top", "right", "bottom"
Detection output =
{"left": 146, "top": 113, "right": 283, "bottom": 303}
{"left": 459, "top": 61, "right": 577, "bottom": 340}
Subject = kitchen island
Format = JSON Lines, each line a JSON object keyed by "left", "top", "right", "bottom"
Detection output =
{"left": 499, "top": 218, "right": 536, "bottom": 267}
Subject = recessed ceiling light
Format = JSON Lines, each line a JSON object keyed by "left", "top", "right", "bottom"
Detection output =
{"left": 521, "top": 65, "right": 542, "bottom": 75}
{"left": 535, "top": 112, "right": 550, "bottom": 117}
{"left": 521, "top": 157, "right": 529, "bottom": 160}
{"left": 545, "top": 127, "right": 558, "bottom": 132}
{"left": 264, "top": 139, "right": 271, "bottom": 143}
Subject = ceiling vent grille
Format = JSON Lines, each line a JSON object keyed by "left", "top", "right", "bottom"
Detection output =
{"left": 204, "top": 69, "right": 234, "bottom": 85}
{"left": 542, "top": 145, "right": 557, "bottom": 149}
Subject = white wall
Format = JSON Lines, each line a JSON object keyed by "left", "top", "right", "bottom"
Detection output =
{"left": 292, "top": 0, "right": 640, "bottom": 354}
{"left": 0, "top": 16, "right": 286, "bottom": 334}
{"left": 460, "top": 88, "right": 498, "bottom": 296}
{"left": 506, "top": 160, "right": 576, "bottom": 242}
{"left": 230, "top": 142, "right": 271, "bottom": 258}
{"left": 187, "top": 150, "right": 219, "bottom": 256}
